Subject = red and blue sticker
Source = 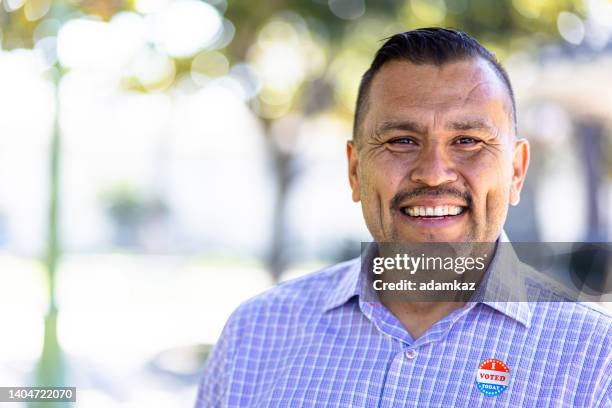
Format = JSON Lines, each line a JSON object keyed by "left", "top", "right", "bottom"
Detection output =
{"left": 475, "top": 358, "right": 510, "bottom": 396}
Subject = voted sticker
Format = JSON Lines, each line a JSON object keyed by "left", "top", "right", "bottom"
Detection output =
{"left": 475, "top": 358, "right": 510, "bottom": 397}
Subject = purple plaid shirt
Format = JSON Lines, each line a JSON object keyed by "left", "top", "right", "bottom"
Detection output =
{"left": 196, "top": 240, "right": 611, "bottom": 407}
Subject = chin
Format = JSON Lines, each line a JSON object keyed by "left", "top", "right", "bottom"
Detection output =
{"left": 400, "top": 232, "right": 472, "bottom": 243}
{"left": 390, "top": 225, "right": 473, "bottom": 243}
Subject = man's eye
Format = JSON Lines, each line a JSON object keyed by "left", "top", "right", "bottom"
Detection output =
{"left": 454, "top": 136, "right": 479, "bottom": 145}
{"left": 389, "top": 137, "right": 416, "bottom": 145}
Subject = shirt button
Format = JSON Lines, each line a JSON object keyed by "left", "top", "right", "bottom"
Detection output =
{"left": 405, "top": 349, "right": 416, "bottom": 360}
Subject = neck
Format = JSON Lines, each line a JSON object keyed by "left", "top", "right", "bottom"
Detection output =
{"left": 374, "top": 241, "right": 498, "bottom": 340}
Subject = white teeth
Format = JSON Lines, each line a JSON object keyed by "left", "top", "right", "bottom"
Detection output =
{"left": 449, "top": 206, "right": 462, "bottom": 215}
{"left": 403, "top": 205, "right": 464, "bottom": 217}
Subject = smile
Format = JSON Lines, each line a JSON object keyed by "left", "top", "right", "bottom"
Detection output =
{"left": 401, "top": 205, "right": 466, "bottom": 218}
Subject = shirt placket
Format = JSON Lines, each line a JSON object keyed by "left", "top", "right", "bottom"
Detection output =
{"left": 366, "top": 302, "right": 476, "bottom": 408}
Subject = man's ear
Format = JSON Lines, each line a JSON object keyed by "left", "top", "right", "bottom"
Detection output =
{"left": 347, "top": 140, "right": 361, "bottom": 202}
{"left": 509, "top": 138, "right": 530, "bottom": 206}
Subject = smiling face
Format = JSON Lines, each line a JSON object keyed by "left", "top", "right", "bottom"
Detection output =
{"left": 348, "top": 58, "right": 529, "bottom": 243}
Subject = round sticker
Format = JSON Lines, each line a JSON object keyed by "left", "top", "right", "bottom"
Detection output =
{"left": 475, "top": 358, "right": 510, "bottom": 396}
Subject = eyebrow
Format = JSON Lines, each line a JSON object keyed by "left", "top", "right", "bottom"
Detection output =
{"left": 376, "top": 120, "right": 427, "bottom": 135}
{"left": 445, "top": 119, "right": 498, "bottom": 135}
{"left": 376, "top": 118, "right": 498, "bottom": 136}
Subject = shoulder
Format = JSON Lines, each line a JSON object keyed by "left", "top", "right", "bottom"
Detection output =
{"left": 519, "top": 264, "right": 611, "bottom": 342}
{"left": 520, "top": 263, "right": 610, "bottom": 316}
{"left": 528, "top": 295, "right": 611, "bottom": 353}
{"left": 571, "top": 300, "right": 612, "bottom": 321}
{"left": 532, "top": 300, "right": 612, "bottom": 330}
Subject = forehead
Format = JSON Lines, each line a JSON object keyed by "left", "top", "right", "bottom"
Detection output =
{"left": 366, "top": 58, "right": 512, "bottom": 133}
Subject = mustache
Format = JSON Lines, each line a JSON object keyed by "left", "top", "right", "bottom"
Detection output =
{"left": 390, "top": 187, "right": 472, "bottom": 210}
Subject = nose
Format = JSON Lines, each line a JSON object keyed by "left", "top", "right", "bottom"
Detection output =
{"left": 409, "top": 142, "right": 457, "bottom": 186}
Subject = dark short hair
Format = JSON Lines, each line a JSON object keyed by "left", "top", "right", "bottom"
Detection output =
{"left": 353, "top": 28, "right": 516, "bottom": 141}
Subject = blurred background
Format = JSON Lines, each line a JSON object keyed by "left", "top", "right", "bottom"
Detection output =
{"left": 0, "top": 0, "right": 611, "bottom": 406}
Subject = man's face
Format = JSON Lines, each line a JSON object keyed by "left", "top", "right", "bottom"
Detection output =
{"left": 348, "top": 58, "right": 529, "bottom": 243}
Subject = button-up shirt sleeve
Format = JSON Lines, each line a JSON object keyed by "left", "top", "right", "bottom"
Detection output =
{"left": 591, "top": 337, "right": 612, "bottom": 408}
{"left": 194, "top": 310, "right": 240, "bottom": 408}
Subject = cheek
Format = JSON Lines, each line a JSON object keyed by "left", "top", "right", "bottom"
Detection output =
{"left": 459, "top": 153, "right": 511, "bottom": 212}
{"left": 360, "top": 155, "right": 406, "bottom": 201}
{"left": 358, "top": 157, "right": 407, "bottom": 236}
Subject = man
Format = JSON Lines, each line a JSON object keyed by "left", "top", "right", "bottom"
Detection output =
{"left": 196, "top": 28, "right": 611, "bottom": 407}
